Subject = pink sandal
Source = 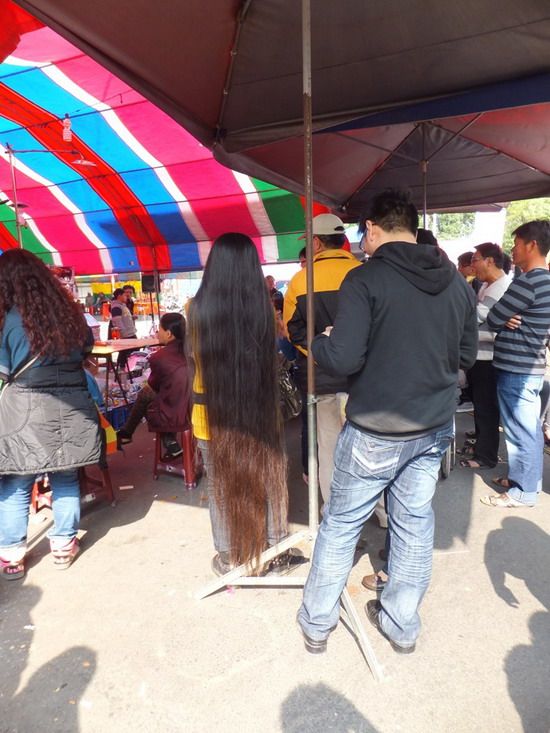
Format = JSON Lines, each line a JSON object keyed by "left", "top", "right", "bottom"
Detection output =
{"left": 0, "top": 556, "right": 25, "bottom": 581}
{"left": 51, "top": 538, "right": 80, "bottom": 570}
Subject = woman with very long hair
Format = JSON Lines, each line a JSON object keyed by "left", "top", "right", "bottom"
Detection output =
{"left": 189, "top": 233, "right": 295, "bottom": 575}
{"left": 0, "top": 250, "right": 100, "bottom": 579}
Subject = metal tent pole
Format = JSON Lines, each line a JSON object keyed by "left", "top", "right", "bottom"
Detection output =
{"left": 196, "top": 1, "right": 382, "bottom": 680}
{"left": 299, "top": 0, "right": 380, "bottom": 678}
{"left": 421, "top": 123, "right": 428, "bottom": 228}
{"left": 6, "top": 144, "right": 23, "bottom": 247}
{"left": 301, "top": 0, "right": 319, "bottom": 533}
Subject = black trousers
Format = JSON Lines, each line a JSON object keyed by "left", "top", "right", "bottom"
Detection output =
{"left": 121, "top": 384, "right": 177, "bottom": 447}
{"left": 116, "top": 335, "right": 138, "bottom": 370}
{"left": 468, "top": 359, "right": 500, "bottom": 467}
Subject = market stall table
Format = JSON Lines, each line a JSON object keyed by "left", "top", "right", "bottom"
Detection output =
{"left": 91, "top": 337, "right": 159, "bottom": 406}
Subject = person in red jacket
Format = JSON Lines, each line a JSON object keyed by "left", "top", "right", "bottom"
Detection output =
{"left": 117, "top": 312, "right": 189, "bottom": 457}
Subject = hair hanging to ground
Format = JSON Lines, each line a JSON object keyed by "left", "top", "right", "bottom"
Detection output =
{"left": 189, "top": 232, "right": 288, "bottom": 567}
{"left": 0, "top": 249, "right": 88, "bottom": 357}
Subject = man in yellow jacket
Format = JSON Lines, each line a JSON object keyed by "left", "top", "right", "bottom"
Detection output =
{"left": 284, "top": 214, "right": 360, "bottom": 504}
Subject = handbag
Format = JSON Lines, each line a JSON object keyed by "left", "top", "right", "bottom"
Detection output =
{"left": 278, "top": 356, "right": 302, "bottom": 421}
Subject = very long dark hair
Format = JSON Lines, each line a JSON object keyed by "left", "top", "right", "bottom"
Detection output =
{"left": 189, "top": 233, "right": 287, "bottom": 567}
{"left": 0, "top": 249, "right": 87, "bottom": 357}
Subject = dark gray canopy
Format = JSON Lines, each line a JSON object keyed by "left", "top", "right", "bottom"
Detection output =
{"left": 14, "top": 0, "right": 550, "bottom": 213}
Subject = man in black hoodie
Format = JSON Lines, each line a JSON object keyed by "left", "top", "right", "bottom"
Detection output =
{"left": 297, "top": 190, "right": 477, "bottom": 655}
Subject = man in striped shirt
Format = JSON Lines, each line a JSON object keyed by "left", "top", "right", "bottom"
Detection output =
{"left": 483, "top": 220, "right": 550, "bottom": 508}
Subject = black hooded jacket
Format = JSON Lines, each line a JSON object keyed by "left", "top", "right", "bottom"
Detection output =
{"left": 312, "top": 242, "right": 478, "bottom": 437}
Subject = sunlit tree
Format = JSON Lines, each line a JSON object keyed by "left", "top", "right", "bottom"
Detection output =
{"left": 503, "top": 198, "right": 550, "bottom": 252}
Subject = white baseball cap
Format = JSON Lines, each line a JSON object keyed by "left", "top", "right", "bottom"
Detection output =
{"left": 299, "top": 213, "right": 345, "bottom": 239}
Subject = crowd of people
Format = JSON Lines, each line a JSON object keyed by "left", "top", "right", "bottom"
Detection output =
{"left": 1, "top": 189, "right": 549, "bottom": 660}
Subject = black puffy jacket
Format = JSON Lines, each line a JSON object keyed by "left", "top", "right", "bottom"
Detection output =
{"left": 0, "top": 361, "right": 101, "bottom": 475}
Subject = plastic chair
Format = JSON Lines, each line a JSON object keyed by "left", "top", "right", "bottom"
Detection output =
{"left": 78, "top": 465, "right": 115, "bottom": 506}
{"left": 30, "top": 463, "right": 115, "bottom": 513}
{"left": 152, "top": 428, "right": 202, "bottom": 489}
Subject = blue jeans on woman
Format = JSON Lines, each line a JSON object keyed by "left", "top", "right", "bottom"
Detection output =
{"left": 496, "top": 369, "right": 544, "bottom": 506}
{"left": 0, "top": 469, "right": 80, "bottom": 561}
{"left": 298, "top": 420, "right": 453, "bottom": 647}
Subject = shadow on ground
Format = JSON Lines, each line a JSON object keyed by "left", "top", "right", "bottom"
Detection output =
{"left": 280, "top": 682, "right": 379, "bottom": 733}
{"left": 485, "top": 517, "right": 550, "bottom": 733}
{"left": 0, "top": 582, "right": 96, "bottom": 732}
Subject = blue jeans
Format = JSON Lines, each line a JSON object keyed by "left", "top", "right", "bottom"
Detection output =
{"left": 0, "top": 470, "right": 80, "bottom": 559}
{"left": 298, "top": 420, "right": 453, "bottom": 647}
{"left": 496, "top": 369, "right": 544, "bottom": 505}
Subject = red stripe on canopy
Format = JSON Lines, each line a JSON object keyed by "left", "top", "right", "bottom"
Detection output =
{"left": 0, "top": 82, "right": 173, "bottom": 270}
{"left": 0, "top": 155, "right": 106, "bottom": 271}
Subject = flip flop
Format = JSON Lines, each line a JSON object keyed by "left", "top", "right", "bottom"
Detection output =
{"left": 492, "top": 477, "right": 511, "bottom": 489}
{"left": 480, "top": 493, "right": 530, "bottom": 508}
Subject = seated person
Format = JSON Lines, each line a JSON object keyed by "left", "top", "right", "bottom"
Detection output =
{"left": 117, "top": 313, "right": 189, "bottom": 457}
{"left": 109, "top": 288, "right": 137, "bottom": 369}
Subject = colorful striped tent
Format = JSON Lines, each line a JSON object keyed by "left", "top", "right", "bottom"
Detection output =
{"left": 0, "top": 1, "right": 319, "bottom": 274}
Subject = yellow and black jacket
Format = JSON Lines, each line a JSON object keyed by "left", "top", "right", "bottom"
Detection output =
{"left": 283, "top": 248, "right": 360, "bottom": 393}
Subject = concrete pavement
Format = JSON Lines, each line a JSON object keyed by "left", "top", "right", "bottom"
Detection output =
{"left": 1, "top": 414, "right": 549, "bottom": 733}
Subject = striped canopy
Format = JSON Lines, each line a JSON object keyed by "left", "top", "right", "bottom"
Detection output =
{"left": 0, "top": 1, "right": 316, "bottom": 274}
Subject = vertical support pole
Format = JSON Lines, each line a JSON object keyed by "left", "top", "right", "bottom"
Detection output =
{"left": 302, "top": 0, "right": 318, "bottom": 534}
{"left": 421, "top": 123, "right": 428, "bottom": 229}
{"left": 6, "top": 144, "right": 23, "bottom": 248}
{"left": 151, "top": 244, "right": 160, "bottom": 330}
{"left": 149, "top": 291, "right": 155, "bottom": 330}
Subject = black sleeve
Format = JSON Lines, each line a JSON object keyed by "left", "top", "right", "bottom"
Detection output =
{"left": 311, "top": 270, "right": 371, "bottom": 377}
{"left": 459, "top": 297, "right": 479, "bottom": 370}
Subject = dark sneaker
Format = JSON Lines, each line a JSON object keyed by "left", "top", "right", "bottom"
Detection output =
{"left": 365, "top": 600, "right": 416, "bottom": 654}
{"left": 211, "top": 552, "right": 234, "bottom": 577}
{"left": 296, "top": 613, "right": 328, "bottom": 654}
{"left": 301, "top": 630, "right": 327, "bottom": 654}
{"left": 163, "top": 440, "right": 183, "bottom": 458}
{"left": 116, "top": 430, "right": 132, "bottom": 450}
{"left": 267, "top": 548, "right": 307, "bottom": 575}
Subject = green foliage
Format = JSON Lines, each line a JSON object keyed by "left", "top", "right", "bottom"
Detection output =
{"left": 427, "top": 213, "right": 475, "bottom": 240}
{"left": 503, "top": 198, "right": 550, "bottom": 252}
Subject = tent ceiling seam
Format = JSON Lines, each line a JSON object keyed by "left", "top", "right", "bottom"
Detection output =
{"left": 340, "top": 125, "right": 421, "bottom": 212}
{"left": 214, "top": 0, "right": 253, "bottom": 148}
{"left": 431, "top": 121, "right": 550, "bottom": 177}
{"left": 425, "top": 114, "right": 483, "bottom": 162}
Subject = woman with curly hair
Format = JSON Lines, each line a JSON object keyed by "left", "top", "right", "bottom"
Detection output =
{"left": 189, "top": 232, "right": 298, "bottom": 576}
{"left": 0, "top": 250, "right": 100, "bottom": 579}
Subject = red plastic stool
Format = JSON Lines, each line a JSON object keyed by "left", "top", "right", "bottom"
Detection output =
{"left": 30, "top": 465, "right": 115, "bottom": 514}
{"left": 78, "top": 465, "right": 116, "bottom": 506}
{"left": 30, "top": 478, "right": 52, "bottom": 514}
{"left": 153, "top": 429, "right": 202, "bottom": 489}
